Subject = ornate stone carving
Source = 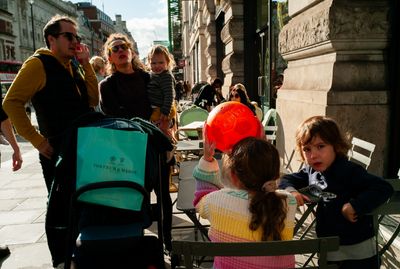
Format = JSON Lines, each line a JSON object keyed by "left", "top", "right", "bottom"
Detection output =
{"left": 279, "top": 3, "right": 389, "bottom": 54}
{"left": 330, "top": 5, "right": 389, "bottom": 38}
{"left": 279, "top": 8, "right": 330, "bottom": 54}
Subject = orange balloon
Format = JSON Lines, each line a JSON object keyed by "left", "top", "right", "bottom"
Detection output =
{"left": 205, "top": 101, "right": 261, "bottom": 152}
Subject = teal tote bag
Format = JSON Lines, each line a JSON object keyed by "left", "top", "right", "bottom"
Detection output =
{"left": 76, "top": 127, "right": 148, "bottom": 211}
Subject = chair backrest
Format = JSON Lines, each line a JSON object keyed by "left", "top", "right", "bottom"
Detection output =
{"left": 172, "top": 237, "right": 339, "bottom": 269}
{"left": 262, "top": 108, "right": 278, "bottom": 144}
{"left": 261, "top": 108, "right": 276, "bottom": 128}
{"left": 179, "top": 106, "right": 209, "bottom": 138}
{"left": 265, "top": 125, "right": 278, "bottom": 143}
{"left": 347, "top": 137, "right": 375, "bottom": 170}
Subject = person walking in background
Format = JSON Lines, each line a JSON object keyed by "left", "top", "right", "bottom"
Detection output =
{"left": 228, "top": 83, "right": 256, "bottom": 115}
{"left": 89, "top": 55, "right": 106, "bottom": 83}
{"left": 194, "top": 78, "right": 224, "bottom": 112}
{"left": 175, "top": 80, "right": 184, "bottom": 102}
{"left": 193, "top": 135, "right": 297, "bottom": 269}
{"left": 0, "top": 86, "right": 22, "bottom": 261}
{"left": 2, "top": 15, "right": 98, "bottom": 268}
{"left": 99, "top": 33, "right": 152, "bottom": 120}
{"left": 89, "top": 55, "right": 106, "bottom": 112}
{"left": 0, "top": 85, "right": 22, "bottom": 172}
{"left": 183, "top": 80, "right": 192, "bottom": 99}
{"left": 279, "top": 116, "right": 393, "bottom": 269}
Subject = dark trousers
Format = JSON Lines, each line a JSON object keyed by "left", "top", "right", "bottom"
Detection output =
{"left": 41, "top": 137, "right": 67, "bottom": 267}
{"left": 328, "top": 254, "right": 380, "bottom": 269}
{"left": 39, "top": 153, "right": 57, "bottom": 193}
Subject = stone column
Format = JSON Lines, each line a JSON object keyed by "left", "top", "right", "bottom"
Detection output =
{"left": 277, "top": 0, "right": 390, "bottom": 175}
{"left": 220, "top": 0, "right": 245, "bottom": 93}
{"left": 204, "top": 0, "right": 218, "bottom": 82}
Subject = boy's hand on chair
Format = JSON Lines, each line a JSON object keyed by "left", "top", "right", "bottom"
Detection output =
{"left": 291, "top": 191, "right": 310, "bottom": 206}
{"left": 342, "top": 203, "right": 358, "bottom": 223}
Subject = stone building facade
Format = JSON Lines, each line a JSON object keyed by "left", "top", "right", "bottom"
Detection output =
{"left": 0, "top": 0, "right": 134, "bottom": 62}
{"left": 181, "top": 0, "right": 398, "bottom": 176}
{"left": 277, "top": 0, "right": 393, "bottom": 176}
{"left": 181, "top": 0, "right": 250, "bottom": 97}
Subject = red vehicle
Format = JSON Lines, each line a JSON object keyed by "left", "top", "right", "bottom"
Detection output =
{"left": 0, "top": 60, "right": 22, "bottom": 83}
{"left": 0, "top": 60, "right": 32, "bottom": 120}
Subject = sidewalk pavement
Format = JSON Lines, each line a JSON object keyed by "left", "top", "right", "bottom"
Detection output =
{"left": 0, "top": 143, "right": 53, "bottom": 268}
{"left": 0, "top": 138, "right": 185, "bottom": 269}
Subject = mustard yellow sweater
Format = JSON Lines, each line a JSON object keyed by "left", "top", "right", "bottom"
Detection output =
{"left": 2, "top": 48, "right": 99, "bottom": 148}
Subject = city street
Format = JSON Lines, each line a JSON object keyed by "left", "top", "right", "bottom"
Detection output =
{"left": 0, "top": 115, "right": 399, "bottom": 268}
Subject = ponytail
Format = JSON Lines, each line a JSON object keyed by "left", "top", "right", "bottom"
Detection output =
{"left": 249, "top": 191, "right": 287, "bottom": 241}
{"left": 227, "top": 137, "right": 285, "bottom": 241}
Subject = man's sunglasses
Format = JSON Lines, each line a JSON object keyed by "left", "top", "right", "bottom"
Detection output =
{"left": 230, "top": 93, "right": 240, "bottom": 99}
{"left": 109, "top": 43, "right": 129, "bottom": 53}
{"left": 55, "top": 32, "right": 81, "bottom": 43}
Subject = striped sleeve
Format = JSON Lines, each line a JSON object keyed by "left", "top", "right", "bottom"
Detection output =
{"left": 159, "top": 71, "right": 175, "bottom": 115}
{"left": 193, "top": 157, "right": 222, "bottom": 206}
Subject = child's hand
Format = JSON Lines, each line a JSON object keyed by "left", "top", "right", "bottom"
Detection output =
{"left": 291, "top": 191, "right": 311, "bottom": 206}
{"left": 342, "top": 203, "right": 358, "bottom": 223}
{"left": 203, "top": 124, "right": 215, "bottom": 162}
{"left": 159, "top": 117, "right": 169, "bottom": 132}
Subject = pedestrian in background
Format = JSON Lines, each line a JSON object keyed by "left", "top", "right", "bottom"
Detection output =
{"left": 194, "top": 78, "right": 224, "bottom": 112}
{"left": 0, "top": 84, "right": 23, "bottom": 261}
{"left": 89, "top": 55, "right": 106, "bottom": 83}
{"left": 2, "top": 14, "right": 99, "bottom": 268}
{"left": 228, "top": 83, "right": 256, "bottom": 115}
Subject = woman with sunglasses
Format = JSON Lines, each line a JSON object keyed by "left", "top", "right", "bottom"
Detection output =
{"left": 228, "top": 83, "right": 256, "bottom": 115}
{"left": 98, "top": 33, "right": 174, "bottom": 254}
{"left": 99, "top": 33, "right": 152, "bottom": 120}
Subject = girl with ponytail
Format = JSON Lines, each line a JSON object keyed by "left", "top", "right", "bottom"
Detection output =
{"left": 193, "top": 136, "right": 297, "bottom": 269}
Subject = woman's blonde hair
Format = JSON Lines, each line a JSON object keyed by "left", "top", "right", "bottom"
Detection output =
{"left": 89, "top": 56, "right": 105, "bottom": 73}
{"left": 102, "top": 33, "right": 146, "bottom": 75}
{"left": 230, "top": 83, "right": 252, "bottom": 103}
{"left": 146, "top": 45, "right": 176, "bottom": 72}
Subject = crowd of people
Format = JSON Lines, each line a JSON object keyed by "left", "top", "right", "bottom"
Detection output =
{"left": 0, "top": 14, "right": 394, "bottom": 269}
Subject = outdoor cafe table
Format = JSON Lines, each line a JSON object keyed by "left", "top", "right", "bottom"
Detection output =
{"left": 177, "top": 160, "right": 209, "bottom": 240}
{"left": 176, "top": 159, "right": 223, "bottom": 241}
{"left": 178, "top": 121, "right": 204, "bottom": 139}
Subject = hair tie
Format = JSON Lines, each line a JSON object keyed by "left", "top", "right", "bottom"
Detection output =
{"left": 262, "top": 180, "right": 277, "bottom": 193}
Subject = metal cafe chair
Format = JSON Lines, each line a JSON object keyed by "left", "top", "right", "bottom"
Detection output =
{"left": 347, "top": 137, "right": 376, "bottom": 170}
{"left": 172, "top": 237, "right": 340, "bottom": 269}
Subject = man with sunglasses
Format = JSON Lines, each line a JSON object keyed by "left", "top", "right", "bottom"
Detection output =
{"left": 3, "top": 14, "right": 98, "bottom": 268}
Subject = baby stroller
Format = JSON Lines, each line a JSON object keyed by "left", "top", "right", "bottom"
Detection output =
{"left": 45, "top": 112, "right": 173, "bottom": 268}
